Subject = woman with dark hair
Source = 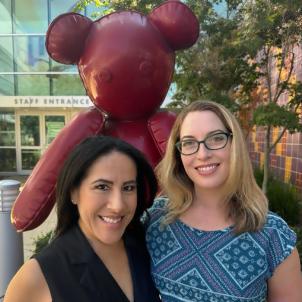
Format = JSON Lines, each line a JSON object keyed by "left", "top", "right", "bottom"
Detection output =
{"left": 5, "top": 136, "right": 160, "bottom": 302}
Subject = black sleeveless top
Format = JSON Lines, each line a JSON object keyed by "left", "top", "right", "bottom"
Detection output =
{"left": 34, "top": 225, "right": 160, "bottom": 302}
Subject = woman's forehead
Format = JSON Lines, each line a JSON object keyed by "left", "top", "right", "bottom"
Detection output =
{"left": 180, "top": 110, "right": 226, "bottom": 136}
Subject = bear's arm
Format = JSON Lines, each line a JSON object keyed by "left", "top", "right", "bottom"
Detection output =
{"left": 148, "top": 110, "right": 176, "bottom": 156}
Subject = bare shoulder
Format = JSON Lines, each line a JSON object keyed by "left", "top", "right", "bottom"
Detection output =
{"left": 4, "top": 258, "right": 51, "bottom": 302}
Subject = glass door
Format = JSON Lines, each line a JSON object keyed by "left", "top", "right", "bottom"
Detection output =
{"left": 17, "top": 112, "right": 66, "bottom": 173}
{"left": 0, "top": 111, "right": 17, "bottom": 172}
{"left": 19, "top": 115, "right": 41, "bottom": 172}
{"left": 44, "top": 115, "right": 65, "bottom": 146}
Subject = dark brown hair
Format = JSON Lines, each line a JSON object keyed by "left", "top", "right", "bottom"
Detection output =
{"left": 54, "top": 135, "right": 157, "bottom": 239}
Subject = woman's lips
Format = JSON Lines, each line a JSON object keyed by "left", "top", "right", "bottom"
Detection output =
{"left": 195, "top": 163, "right": 219, "bottom": 175}
{"left": 98, "top": 216, "right": 123, "bottom": 224}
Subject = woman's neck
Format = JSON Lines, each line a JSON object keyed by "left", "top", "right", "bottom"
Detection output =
{"left": 193, "top": 186, "right": 229, "bottom": 208}
{"left": 179, "top": 188, "right": 233, "bottom": 231}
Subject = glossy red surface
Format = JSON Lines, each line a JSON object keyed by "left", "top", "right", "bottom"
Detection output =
{"left": 12, "top": 0, "right": 199, "bottom": 231}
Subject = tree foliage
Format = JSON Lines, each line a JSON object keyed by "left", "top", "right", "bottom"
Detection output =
{"left": 74, "top": 0, "right": 162, "bottom": 17}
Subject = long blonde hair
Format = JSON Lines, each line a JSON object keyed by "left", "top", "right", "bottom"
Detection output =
{"left": 156, "top": 100, "right": 268, "bottom": 233}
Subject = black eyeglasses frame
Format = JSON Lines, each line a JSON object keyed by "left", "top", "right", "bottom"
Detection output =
{"left": 175, "top": 132, "right": 232, "bottom": 155}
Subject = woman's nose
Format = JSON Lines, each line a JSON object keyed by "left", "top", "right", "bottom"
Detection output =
{"left": 196, "top": 142, "right": 211, "bottom": 159}
{"left": 106, "top": 190, "right": 125, "bottom": 212}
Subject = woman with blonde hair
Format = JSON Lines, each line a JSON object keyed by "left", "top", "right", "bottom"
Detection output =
{"left": 145, "top": 100, "right": 302, "bottom": 301}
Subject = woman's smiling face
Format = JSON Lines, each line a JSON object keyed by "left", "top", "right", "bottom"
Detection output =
{"left": 72, "top": 150, "right": 137, "bottom": 248}
{"left": 179, "top": 110, "right": 231, "bottom": 193}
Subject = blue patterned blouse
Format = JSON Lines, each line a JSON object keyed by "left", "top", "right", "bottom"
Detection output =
{"left": 145, "top": 197, "right": 297, "bottom": 302}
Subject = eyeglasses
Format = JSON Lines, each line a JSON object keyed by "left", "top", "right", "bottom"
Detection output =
{"left": 175, "top": 132, "right": 232, "bottom": 155}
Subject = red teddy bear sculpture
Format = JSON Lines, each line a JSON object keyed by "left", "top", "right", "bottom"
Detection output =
{"left": 11, "top": 0, "right": 199, "bottom": 231}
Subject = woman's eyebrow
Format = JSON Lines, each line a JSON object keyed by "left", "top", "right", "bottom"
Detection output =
{"left": 207, "top": 129, "right": 227, "bottom": 135}
{"left": 123, "top": 180, "right": 137, "bottom": 185}
{"left": 91, "top": 179, "right": 137, "bottom": 185}
{"left": 181, "top": 135, "right": 195, "bottom": 139}
{"left": 91, "top": 179, "right": 113, "bottom": 185}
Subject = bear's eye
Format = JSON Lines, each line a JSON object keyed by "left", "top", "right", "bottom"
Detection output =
{"left": 97, "top": 68, "right": 112, "bottom": 83}
{"left": 139, "top": 61, "right": 153, "bottom": 76}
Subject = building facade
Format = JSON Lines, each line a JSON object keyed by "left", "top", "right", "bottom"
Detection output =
{"left": 0, "top": 0, "right": 98, "bottom": 175}
{"left": 248, "top": 45, "right": 302, "bottom": 192}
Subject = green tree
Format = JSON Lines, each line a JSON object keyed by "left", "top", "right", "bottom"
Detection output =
{"left": 170, "top": 0, "right": 254, "bottom": 112}
{"left": 237, "top": 0, "right": 302, "bottom": 193}
{"left": 74, "top": 0, "right": 162, "bottom": 17}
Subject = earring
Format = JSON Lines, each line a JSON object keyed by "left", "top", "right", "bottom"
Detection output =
{"left": 71, "top": 199, "right": 77, "bottom": 205}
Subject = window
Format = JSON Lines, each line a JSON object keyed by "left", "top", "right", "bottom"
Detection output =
{"left": 52, "top": 74, "right": 86, "bottom": 95}
{"left": 21, "top": 149, "right": 40, "bottom": 170}
{"left": 50, "top": 59, "right": 77, "bottom": 73}
{"left": 0, "top": 148, "right": 16, "bottom": 172}
{"left": 20, "top": 115, "right": 40, "bottom": 146}
{"left": 0, "top": 111, "right": 15, "bottom": 146}
{"left": 14, "top": 36, "right": 48, "bottom": 72}
{"left": 50, "top": 0, "right": 81, "bottom": 22}
{"left": 0, "top": 0, "right": 12, "bottom": 34}
{"left": 0, "top": 37, "right": 13, "bottom": 72}
{"left": 16, "top": 74, "right": 50, "bottom": 95}
{"left": 0, "top": 111, "right": 16, "bottom": 172}
{"left": 14, "top": 0, "right": 48, "bottom": 34}
{"left": 0, "top": 75, "right": 14, "bottom": 95}
{"left": 45, "top": 115, "right": 65, "bottom": 145}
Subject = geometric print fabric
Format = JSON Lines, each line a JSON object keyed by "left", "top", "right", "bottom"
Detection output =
{"left": 146, "top": 197, "right": 297, "bottom": 302}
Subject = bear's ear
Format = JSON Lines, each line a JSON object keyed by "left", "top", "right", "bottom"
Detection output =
{"left": 148, "top": 0, "right": 199, "bottom": 50}
{"left": 46, "top": 13, "right": 92, "bottom": 64}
